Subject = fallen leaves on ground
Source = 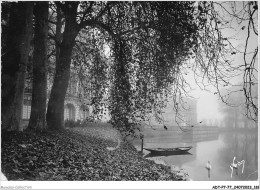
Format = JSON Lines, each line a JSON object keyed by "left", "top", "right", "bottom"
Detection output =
{"left": 1, "top": 128, "right": 178, "bottom": 181}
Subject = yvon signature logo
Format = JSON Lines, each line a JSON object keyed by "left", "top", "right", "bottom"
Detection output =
{"left": 230, "top": 157, "right": 245, "bottom": 178}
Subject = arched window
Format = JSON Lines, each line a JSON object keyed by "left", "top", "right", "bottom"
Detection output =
{"left": 80, "top": 104, "right": 89, "bottom": 120}
{"left": 67, "top": 76, "right": 77, "bottom": 95}
{"left": 64, "top": 103, "right": 75, "bottom": 121}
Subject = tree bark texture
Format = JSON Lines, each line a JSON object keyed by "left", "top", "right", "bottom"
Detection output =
{"left": 1, "top": 2, "right": 33, "bottom": 131}
{"left": 46, "top": 2, "right": 79, "bottom": 130}
{"left": 55, "top": 6, "right": 63, "bottom": 63}
{"left": 28, "top": 2, "right": 49, "bottom": 131}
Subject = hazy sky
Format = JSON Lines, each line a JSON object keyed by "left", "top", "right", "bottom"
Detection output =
{"left": 103, "top": 2, "right": 258, "bottom": 123}
{"left": 186, "top": 1, "right": 258, "bottom": 122}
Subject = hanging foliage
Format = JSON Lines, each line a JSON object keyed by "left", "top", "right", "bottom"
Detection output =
{"left": 104, "top": 2, "right": 200, "bottom": 136}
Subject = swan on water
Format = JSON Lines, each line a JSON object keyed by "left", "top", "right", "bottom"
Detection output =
{"left": 206, "top": 161, "right": 212, "bottom": 170}
{"left": 205, "top": 161, "right": 212, "bottom": 178}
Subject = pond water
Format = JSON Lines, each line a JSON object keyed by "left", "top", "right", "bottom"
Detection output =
{"left": 132, "top": 129, "right": 258, "bottom": 181}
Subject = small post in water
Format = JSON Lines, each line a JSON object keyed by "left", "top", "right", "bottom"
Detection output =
{"left": 140, "top": 134, "right": 144, "bottom": 154}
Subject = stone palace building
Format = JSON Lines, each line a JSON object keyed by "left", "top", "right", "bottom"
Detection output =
{"left": 23, "top": 70, "right": 91, "bottom": 126}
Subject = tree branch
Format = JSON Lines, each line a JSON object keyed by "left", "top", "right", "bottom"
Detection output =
{"left": 95, "top": 2, "right": 113, "bottom": 20}
{"left": 48, "top": 33, "right": 61, "bottom": 47}
{"left": 79, "top": 1, "right": 94, "bottom": 25}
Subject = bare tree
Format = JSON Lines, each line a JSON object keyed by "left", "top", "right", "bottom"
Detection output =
{"left": 192, "top": 1, "right": 258, "bottom": 122}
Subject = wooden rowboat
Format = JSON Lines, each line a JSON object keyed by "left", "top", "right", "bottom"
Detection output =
{"left": 144, "top": 146, "right": 192, "bottom": 156}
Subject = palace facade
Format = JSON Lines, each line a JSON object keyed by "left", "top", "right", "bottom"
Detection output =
{"left": 22, "top": 71, "right": 92, "bottom": 126}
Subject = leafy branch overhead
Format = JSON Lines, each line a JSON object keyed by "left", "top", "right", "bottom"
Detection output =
{"left": 47, "top": 1, "right": 257, "bottom": 134}
{"left": 2, "top": 1, "right": 257, "bottom": 133}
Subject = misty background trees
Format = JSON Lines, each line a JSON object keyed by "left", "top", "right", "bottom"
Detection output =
{"left": 193, "top": 1, "right": 258, "bottom": 123}
{"left": 219, "top": 85, "right": 257, "bottom": 129}
{"left": 1, "top": 1, "right": 258, "bottom": 135}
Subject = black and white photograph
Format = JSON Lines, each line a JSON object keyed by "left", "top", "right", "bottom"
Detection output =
{"left": 1, "top": 1, "right": 258, "bottom": 189}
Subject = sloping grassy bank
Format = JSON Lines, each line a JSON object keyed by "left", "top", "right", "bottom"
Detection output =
{"left": 1, "top": 124, "right": 181, "bottom": 181}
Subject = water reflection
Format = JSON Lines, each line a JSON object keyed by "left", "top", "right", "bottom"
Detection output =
{"left": 217, "top": 131, "right": 258, "bottom": 181}
{"left": 132, "top": 129, "right": 258, "bottom": 181}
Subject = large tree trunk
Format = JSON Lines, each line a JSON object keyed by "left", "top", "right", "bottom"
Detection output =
{"left": 27, "top": 2, "right": 49, "bottom": 131}
{"left": 46, "top": 2, "right": 79, "bottom": 130}
{"left": 55, "top": 6, "right": 63, "bottom": 61}
{"left": 1, "top": 2, "right": 33, "bottom": 131}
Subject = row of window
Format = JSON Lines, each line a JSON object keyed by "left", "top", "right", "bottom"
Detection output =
{"left": 23, "top": 105, "right": 31, "bottom": 120}
{"left": 23, "top": 102, "right": 89, "bottom": 121}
